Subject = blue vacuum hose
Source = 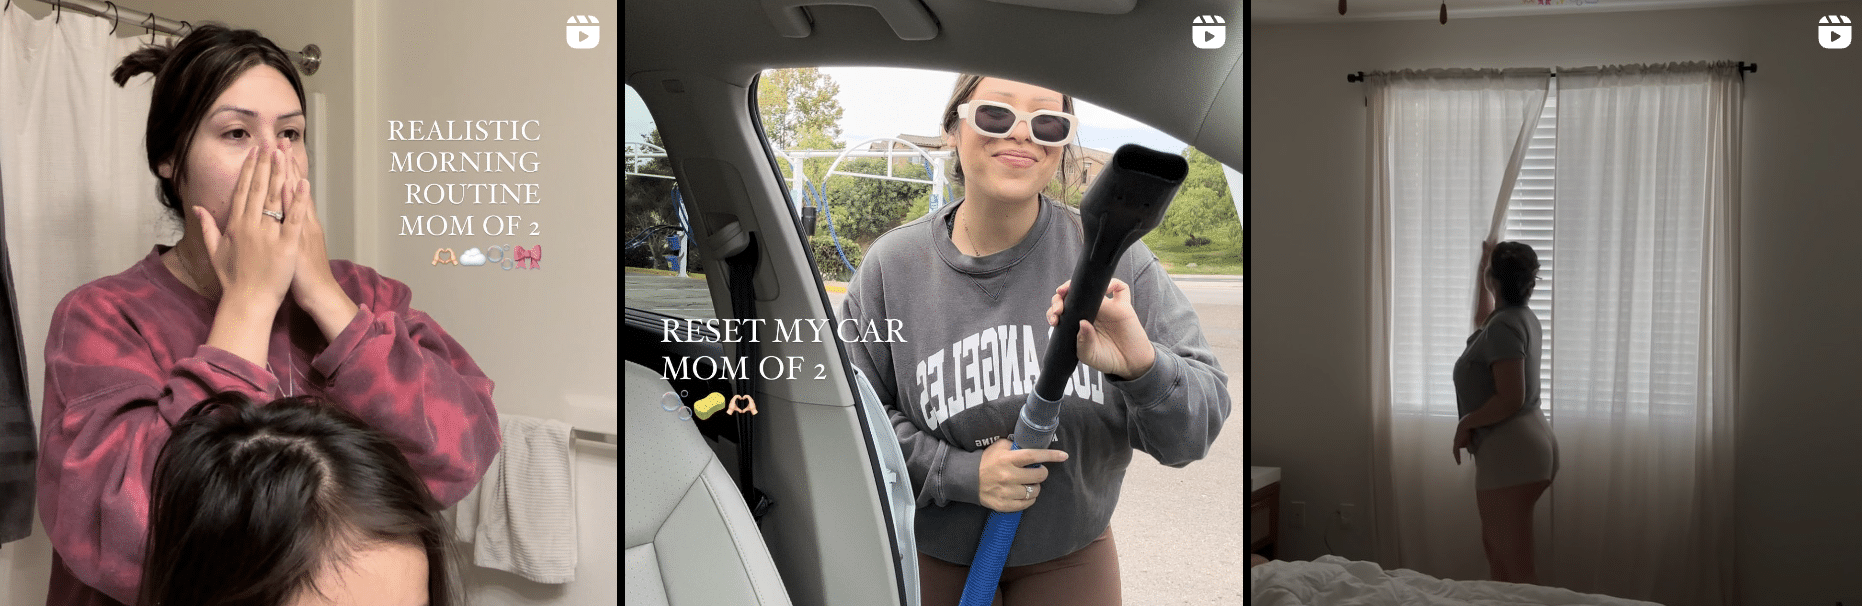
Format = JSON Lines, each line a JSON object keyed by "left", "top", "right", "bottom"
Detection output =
{"left": 958, "top": 144, "right": 1187, "bottom": 605}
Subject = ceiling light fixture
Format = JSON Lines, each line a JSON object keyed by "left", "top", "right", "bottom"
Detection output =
{"left": 1440, "top": 1, "right": 1448, "bottom": 24}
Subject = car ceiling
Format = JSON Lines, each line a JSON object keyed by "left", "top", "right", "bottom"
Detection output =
{"left": 623, "top": 0, "right": 1244, "bottom": 170}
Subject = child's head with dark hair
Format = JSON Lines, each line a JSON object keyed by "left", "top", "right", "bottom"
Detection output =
{"left": 1489, "top": 241, "right": 1541, "bottom": 307}
{"left": 139, "top": 392, "right": 457, "bottom": 606}
{"left": 112, "top": 24, "right": 308, "bottom": 223}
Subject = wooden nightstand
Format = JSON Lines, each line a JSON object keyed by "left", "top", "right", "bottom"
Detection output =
{"left": 1249, "top": 467, "right": 1281, "bottom": 559}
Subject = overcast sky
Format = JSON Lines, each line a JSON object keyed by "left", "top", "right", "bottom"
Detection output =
{"left": 625, "top": 67, "right": 1198, "bottom": 158}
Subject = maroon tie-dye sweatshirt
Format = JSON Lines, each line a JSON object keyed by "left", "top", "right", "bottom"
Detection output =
{"left": 36, "top": 245, "right": 500, "bottom": 606}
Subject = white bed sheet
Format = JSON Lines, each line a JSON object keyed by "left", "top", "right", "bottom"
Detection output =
{"left": 1250, "top": 556, "right": 1661, "bottom": 606}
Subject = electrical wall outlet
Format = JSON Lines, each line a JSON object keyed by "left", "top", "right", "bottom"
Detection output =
{"left": 1338, "top": 503, "right": 1356, "bottom": 530}
{"left": 1289, "top": 501, "right": 1306, "bottom": 529}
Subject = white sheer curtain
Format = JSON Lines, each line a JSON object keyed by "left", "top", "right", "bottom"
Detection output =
{"left": 1366, "top": 69, "right": 1552, "bottom": 583}
{"left": 0, "top": 7, "right": 174, "bottom": 412}
{"left": 1368, "top": 62, "right": 1740, "bottom": 605}
{"left": 1542, "top": 62, "right": 1738, "bottom": 606}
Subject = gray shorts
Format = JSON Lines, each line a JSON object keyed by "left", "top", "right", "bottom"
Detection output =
{"left": 1472, "top": 410, "right": 1559, "bottom": 491}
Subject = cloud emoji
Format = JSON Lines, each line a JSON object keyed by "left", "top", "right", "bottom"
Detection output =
{"left": 694, "top": 392, "right": 728, "bottom": 420}
{"left": 458, "top": 248, "right": 487, "bottom": 266}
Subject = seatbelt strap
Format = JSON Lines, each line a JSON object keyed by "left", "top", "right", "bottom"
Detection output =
{"left": 723, "top": 232, "right": 775, "bottom": 520}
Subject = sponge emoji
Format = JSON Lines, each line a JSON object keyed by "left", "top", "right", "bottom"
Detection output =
{"left": 694, "top": 392, "right": 728, "bottom": 420}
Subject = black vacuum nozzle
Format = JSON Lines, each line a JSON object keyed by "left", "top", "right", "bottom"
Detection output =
{"left": 1079, "top": 144, "right": 1190, "bottom": 237}
{"left": 1029, "top": 144, "right": 1188, "bottom": 401}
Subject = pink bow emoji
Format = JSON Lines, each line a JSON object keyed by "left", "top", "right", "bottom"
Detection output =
{"left": 513, "top": 245, "right": 542, "bottom": 269}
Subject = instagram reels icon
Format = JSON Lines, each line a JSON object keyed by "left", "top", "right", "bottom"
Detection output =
{"left": 567, "top": 16, "right": 601, "bottom": 49}
{"left": 1820, "top": 15, "right": 1850, "bottom": 49}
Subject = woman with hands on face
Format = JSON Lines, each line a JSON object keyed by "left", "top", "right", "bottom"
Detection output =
{"left": 35, "top": 25, "right": 498, "bottom": 606}
{"left": 184, "top": 133, "right": 347, "bottom": 366}
{"left": 835, "top": 74, "right": 1230, "bottom": 605}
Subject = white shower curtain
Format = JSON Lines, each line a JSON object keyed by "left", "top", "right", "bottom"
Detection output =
{"left": 0, "top": 7, "right": 176, "bottom": 423}
{"left": 1365, "top": 68, "right": 1553, "bottom": 583}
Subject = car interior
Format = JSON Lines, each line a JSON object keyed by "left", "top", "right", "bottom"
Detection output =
{"left": 624, "top": 1, "right": 1243, "bottom": 604}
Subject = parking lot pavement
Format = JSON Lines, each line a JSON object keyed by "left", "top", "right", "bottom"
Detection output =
{"left": 1111, "top": 276, "right": 1246, "bottom": 605}
{"left": 625, "top": 271, "right": 717, "bottom": 319}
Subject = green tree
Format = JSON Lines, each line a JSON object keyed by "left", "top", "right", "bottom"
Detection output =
{"left": 1155, "top": 146, "right": 1240, "bottom": 245}
{"left": 906, "top": 191, "right": 932, "bottom": 223}
{"left": 755, "top": 68, "right": 896, "bottom": 276}
{"left": 810, "top": 235, "right": 863, "bottom": 282}
{"left": 757, "top": 68, "right": 845, "bottom": 184}
{"left": 818, "top": 157, "right": 929, "bottom": 247}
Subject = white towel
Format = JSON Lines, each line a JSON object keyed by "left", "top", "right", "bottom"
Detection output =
{"left": 450, "top": 413, "right": 578, "bottom": 583}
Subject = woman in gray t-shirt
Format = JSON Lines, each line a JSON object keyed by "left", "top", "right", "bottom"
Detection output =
{"left": 1451, "top": 241, "right": 1559, "bottom": 584}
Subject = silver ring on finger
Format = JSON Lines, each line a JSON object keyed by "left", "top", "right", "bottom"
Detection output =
{"left": 1024, "top": 484, "right": 1034, "bottom": 500}
{"left": 261, "top": 210, "right": 285, "bottom": 222}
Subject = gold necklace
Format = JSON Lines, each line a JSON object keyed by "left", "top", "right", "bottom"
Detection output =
{"left": 961, "top": 210, "right": 1001, "bottom": 257}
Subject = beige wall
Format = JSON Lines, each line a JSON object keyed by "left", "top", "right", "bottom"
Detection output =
{"left": 1250, "top": 2, "right": 1862, "bottom": 604}
{"left": 369, "top": 0, "right": 618, "bottom": 602}
{"left": 0, "top": 0, "right": 617, "bottom": 604}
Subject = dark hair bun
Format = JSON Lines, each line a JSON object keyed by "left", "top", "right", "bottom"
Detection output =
{"left": 1489, "top": 241, "right": 1541, "bottom": 307}
{"left": 111, "top": 44, "right": 171, "bottom": 87}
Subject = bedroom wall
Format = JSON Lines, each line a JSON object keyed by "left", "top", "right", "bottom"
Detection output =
{"left": 1249, "top": 2, "right": 1862, "bottom": 604}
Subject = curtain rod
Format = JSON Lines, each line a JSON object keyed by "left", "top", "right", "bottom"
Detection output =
{"left": 1346, "top": 62, "right": 1755, "bottom": 83}
{"left": 19, "top": 0, "right": 321, "bottom": 76}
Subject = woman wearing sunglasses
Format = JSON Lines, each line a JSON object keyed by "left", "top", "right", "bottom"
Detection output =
{"left": 836, "top": 75, "right": 1231, "bottom": 605}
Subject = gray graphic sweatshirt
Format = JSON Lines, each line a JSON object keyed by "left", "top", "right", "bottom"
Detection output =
{"left": 837, "top": 195, "right": 1231, "bottom": 567}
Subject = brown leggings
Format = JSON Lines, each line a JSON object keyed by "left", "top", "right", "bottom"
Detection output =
{"left": 916, "top": 527, "right": 1121, "bottom": 606}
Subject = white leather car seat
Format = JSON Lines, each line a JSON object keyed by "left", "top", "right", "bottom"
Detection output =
{"left": 625, "top": 360, "right": 792, "bottom": 605}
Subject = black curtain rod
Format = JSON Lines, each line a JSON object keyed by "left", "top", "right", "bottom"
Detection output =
{"left": 1346, "top": 62, "right": 1756, "bottom": 82}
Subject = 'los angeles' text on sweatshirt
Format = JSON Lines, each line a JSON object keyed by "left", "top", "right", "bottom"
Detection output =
{"left": 838, "top": 195, "right": 1231, "bottom": 567}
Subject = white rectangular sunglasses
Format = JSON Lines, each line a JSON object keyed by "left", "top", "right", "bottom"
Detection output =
{"left": 957, "top": 100, "right": 1079, "bottom": 147}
